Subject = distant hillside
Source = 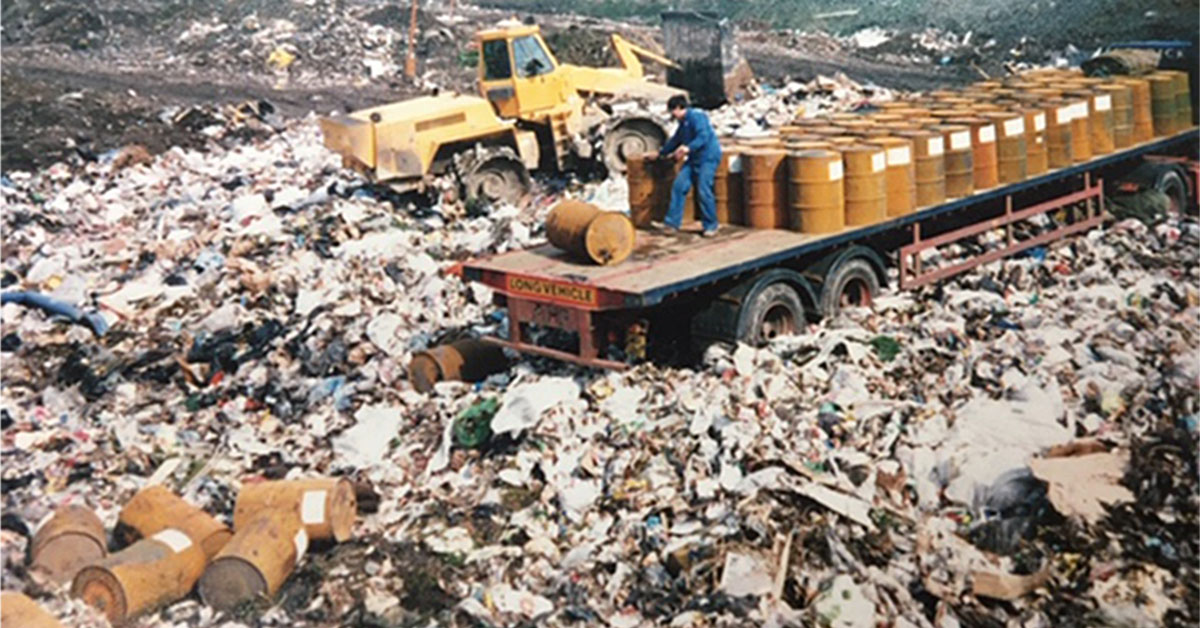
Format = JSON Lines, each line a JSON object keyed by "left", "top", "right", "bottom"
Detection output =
{"left": 477, "top": 0, "right": 1199, "bottom": 53}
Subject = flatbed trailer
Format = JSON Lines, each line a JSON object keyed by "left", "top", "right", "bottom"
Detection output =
{"left": 457, "top": 127, "right": 1198, "bottom": 369}
{"left": 454, "top": 35, "right": 1200, "bottom": 370}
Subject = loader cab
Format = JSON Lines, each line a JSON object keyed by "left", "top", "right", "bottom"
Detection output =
{"left": 477, "top": 24, "right": 569, "bottom": 118}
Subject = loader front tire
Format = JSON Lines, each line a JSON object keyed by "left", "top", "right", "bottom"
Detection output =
{"left": 462, "top": 151, "right": 531, "bottom": 206}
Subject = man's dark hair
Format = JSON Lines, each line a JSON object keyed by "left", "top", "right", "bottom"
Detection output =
{"left": 667, "top": 95, "right": 688, "bottom": 111}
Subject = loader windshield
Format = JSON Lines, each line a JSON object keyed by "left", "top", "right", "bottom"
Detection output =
{"left": 482, "top": 39, "right": 512, "bottom": 80}
{"left": 513, "top": 35, "right": 554, "bottom": 78}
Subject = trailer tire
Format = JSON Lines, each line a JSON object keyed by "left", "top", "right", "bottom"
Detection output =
{"left": 820, "top": 258, "right": 879, "bottom": 317}
{"left": 690, "top": 269, "right": 815, "bottom": 352}
{"left": 1154, "top": 169, "right": 1190, "bottom": 215}
{"left": 740, "top": 282, "right": 804, "bottom": 345}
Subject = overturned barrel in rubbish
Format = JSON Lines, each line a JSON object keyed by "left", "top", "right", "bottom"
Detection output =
{"left": 948, "top": 117, "right": 999, "bottom": 190}
{"left": 787, "top": 149, "right": 845, "bottom": 234}
{"left": 233, "top": 477, "right": 356, "bottom": 542}
{"left": 1098, "top": 83, "right": 1134, "bottom": 149}
{"left": 866, "top": 136, "right": 917, "bottom": 217}
{"left": 839, "top": 144, "right": 888, "bottom": 226}
{"left": 198, "top": 512, "right": 307, "bottom": 612}
{"left": 1017, "top": 107, "right": 1049, "bottom": 176}
{"left": 1043, "top": 100, "right": 1076, "bottom": 167}
{"left": 897, "top": 129, "right": 946, "bottom": 207}
{"left": 1148, "top": 73, "right": 1177, "bottom": 136}
{"left": 117, "top": 486, "right": 231, "bottom": 560}
{"left": 71, "top": 529, "right": 206, "bottom": 624}
{"left": 929, "top": 124, "right": 974, "bottom": 198}
{"left": 1118, "top": 77, "right": 1154, "bottom": 143}
{"left": 1, "top": 592, "right": 65, "bottom": 628}
{"left": 546, "top": 200, "right": 636, "bottom": 266}
{"left": 743, "top": 149, "right": 789, "bottom": 229}
{"left": 980, "top": 111, "right": 1027, "bottom": 184}
{"left": 409, "top": 338, "right": 509, "bottom": 393}
{"left": 714, "top": 148, "right": 745, "bottom": 225}
{"left": 30, "top": 504, "right": 107, "bottom": 585}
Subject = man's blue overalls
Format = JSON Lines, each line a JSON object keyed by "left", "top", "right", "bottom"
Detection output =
{"left": 659, "top": 108, "right": 723, "bottom": 232}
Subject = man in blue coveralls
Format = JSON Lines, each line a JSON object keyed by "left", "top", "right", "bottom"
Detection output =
{"left": 659, "top": 94, "right": 722, "bottom": 237}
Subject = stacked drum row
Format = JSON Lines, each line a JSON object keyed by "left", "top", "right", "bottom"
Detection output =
{"left": 626, "top": 68, "right": 1194, "bottom": 235}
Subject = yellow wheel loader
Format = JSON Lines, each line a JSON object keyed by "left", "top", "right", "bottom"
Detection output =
{"left": 320, "top": 20, "right": 685, "bottom": 205}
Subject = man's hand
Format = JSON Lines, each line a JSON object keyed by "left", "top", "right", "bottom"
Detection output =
{"left": 672, "top": 145, "right": 689, "bottom": 161}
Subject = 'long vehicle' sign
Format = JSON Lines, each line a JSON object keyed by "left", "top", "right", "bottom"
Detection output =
{"left": 505, "top": 275, "right": 598, "bottom": 306}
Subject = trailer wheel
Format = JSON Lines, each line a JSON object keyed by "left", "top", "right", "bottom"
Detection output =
{"left": 1127, "top": 162, "right": 1193, "bottom": 216}
{"left": 1154, "top": 169, "right": 1190, "bottom": 215}
{"left": 821, "top": 259, "right": 879, "bottom": 317}
{"left": 602, "top": 119, "right": 666, "bottom": 175}
{"left": 741, "top": 282, "right": 804, "bottom": 345}
{"left": 689, "top": 269, "right": 816, "bottom": 353}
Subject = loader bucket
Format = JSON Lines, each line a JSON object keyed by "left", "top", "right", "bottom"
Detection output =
{"left": 661, "top": 11, "right": 754, "bottom": 108}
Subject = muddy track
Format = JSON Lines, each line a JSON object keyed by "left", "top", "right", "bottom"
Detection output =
{"left": 4, "top": 60, "right": 409, "bottom": 119}
{"left": 0, "top": 57, "right": 418, "bottom": 172}
{"left": 738, "top": 40, "right": 979, "bottom": 91}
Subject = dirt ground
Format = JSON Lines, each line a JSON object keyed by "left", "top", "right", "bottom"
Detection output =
{"left": 0, "top": 60, "right": 406, "bottom": 172}
{"left": 0, "top": 0, "right": 456, "bottom": 172}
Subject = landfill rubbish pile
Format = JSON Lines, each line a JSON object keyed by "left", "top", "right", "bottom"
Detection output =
{"left": 2, "top": 62, "right": 1198, "bottom": 624}
{"left": 0, "top": 1, "right": 473, "bottom": 90}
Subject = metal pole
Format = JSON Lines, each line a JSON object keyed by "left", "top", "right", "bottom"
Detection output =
{"left": 405, "top": 0, "right": 419, "bottom": 78}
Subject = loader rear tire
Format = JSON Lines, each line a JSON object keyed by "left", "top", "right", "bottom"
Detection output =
{"left": 602, "top": 119, "right": 666, "bottom": 176}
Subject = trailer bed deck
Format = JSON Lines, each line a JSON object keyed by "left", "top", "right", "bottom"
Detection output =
{"left": 466, "top": 226, "right": 807, "bottom": 307}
